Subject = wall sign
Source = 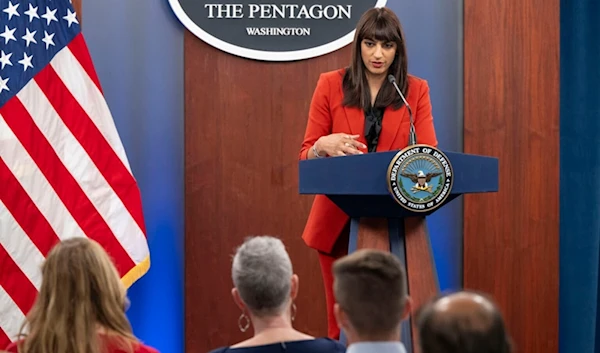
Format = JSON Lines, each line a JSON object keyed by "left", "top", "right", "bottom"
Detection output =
{"left": 168, "top": 1, "right": 388, "bottom": 61}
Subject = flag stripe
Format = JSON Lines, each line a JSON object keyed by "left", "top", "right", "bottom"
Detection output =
{"left": 0, "top": 326, "right": 12, "bottom": 351}
{"left": 66, "top": 34, "right": 102, "bottom": 93}
{"left": 0, "top": 116, "right": 87, "bottom": 242}
{"left": 0, "top": 241, "right": 38, "bottom": 314}
{"left": 50, "top": 45, "right": 132, "bottom": 174}
{"left": 36, "top": 62, "right": 147, "bottom": 236}
{"left": 0, "top": 98, "right": 135, "bottom": 276}
{"left": 17, "top": 79, "right": 148, "bottom": 265}
{"left": 0, "top": 199, "right": 45, "bottom": 291}
{"left": 0, "top": 158, "right": 60, "bottom": 256}
{"left": 0, "top": 285, "right": 26, "bottom": 344}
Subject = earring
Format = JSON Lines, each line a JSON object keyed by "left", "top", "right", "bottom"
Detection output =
{"left": 238, "top": 312, "right": 250, "bottom": 332}
{"left": 291, "top": 303, "right": 297, "bottom": 322}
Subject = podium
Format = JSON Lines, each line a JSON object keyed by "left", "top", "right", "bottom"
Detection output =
{"left": 299, "top": 149, "right": 498, "bottom": 353}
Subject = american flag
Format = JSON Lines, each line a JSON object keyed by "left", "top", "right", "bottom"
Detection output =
{"left": 0, "top": 0, "right": 150, "bottom": 347}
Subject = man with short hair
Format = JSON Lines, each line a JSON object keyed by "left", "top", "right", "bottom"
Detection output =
{"left": 332, "top": 249, "right": 411, "bottom": 353}
{"left": 416, "top": 291, "right": 512, "bottom": 353}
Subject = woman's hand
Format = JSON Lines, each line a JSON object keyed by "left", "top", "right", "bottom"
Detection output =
{"left": 314, "top": 133, "right": 366, "bottom": 157}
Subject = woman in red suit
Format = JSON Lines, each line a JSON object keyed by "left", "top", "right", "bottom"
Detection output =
{"left": 5, "top": 238, "right": 158, "bottom": 353}
{"left": 299, "top": 7, "right": 438, "bottom": 339}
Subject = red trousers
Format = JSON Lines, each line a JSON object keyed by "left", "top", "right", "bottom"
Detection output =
{"left": 317, "top": 225, "right": 349, "bottom": 340}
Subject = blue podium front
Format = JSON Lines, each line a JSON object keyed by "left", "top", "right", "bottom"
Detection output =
{"left": 299, "top": 149, "right": 498, "bottom": 352}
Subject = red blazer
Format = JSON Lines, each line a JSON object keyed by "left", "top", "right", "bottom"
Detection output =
{"left": 299, "top": 68, "right": 438, "bottom": 254}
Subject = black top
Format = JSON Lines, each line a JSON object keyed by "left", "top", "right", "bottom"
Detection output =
{"left": 207, "top": 338, "right": 346, "bottom": 353}
{"left": 364, "top": 106, "right": 385, "bottom": 153}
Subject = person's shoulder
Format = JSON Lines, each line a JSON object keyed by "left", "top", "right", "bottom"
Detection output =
{"left": 133, "top": 343, "right": 160, "bottom": 353}
{"left": 319, "top": 68, "right": 347, "bottom": 85}
{"left": 206, "top": 347, "right": 230, "bottom": 353}
{"left": 408, "top": 74, "right": 428, "bottom": 86}
{"left": 407, "top": 74, "right": 430, "bottom": 92}
{"left": 310, "top": 337, "right": 346, "bottom": 352}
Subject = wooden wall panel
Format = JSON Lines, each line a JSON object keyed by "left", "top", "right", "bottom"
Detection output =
{"left": 72, "top": 0, "right": 81, "bottom": 22}
{"left": 464, "top": 1, "right": 559, "bottom": 353}
{"left": 184, "top": 34, "right": 351, "bottom": 352}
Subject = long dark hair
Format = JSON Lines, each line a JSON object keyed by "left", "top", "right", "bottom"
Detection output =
{"left": 342, "top": 7, "right": 408, "bottom": 110}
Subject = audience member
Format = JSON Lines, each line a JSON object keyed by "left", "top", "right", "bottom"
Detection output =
{"left": 416, "top": 291, "right": 512, "bottom": 353}
{"left": 208, "top": 236, "right": 345, "bottom": 353}
{"left": 5, "top": 237, "right": 157, "bottom": 353}
{"left": 332, "top": 249, "right": 411, "bottom": 353}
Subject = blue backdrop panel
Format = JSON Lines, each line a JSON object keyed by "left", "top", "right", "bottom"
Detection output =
{"left": 560, "top": 1, "right": 600, "bottom": 352}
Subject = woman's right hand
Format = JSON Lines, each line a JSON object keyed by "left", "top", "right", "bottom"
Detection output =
{"left": 314, "top": 133, "right": 366, "bottom": 157}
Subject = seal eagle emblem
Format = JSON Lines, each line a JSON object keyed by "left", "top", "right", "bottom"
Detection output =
{"left": 401, "top": 170, "right": 442, "bottom": 193}
{"left": 387, "top": 145, "right": 453, "bottom": 212}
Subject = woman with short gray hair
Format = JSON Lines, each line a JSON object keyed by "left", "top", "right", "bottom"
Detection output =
{"left": 208, "top": 236, "right": 345, "bottom": 353}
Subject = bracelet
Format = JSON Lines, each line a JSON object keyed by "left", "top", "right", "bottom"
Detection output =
{"left": 312, "top": 144, "right": 325, "bottom": 158}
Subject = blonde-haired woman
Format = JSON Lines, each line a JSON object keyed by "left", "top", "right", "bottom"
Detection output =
{"left": 5, "top": 238, "right": 158, "bottom": 353}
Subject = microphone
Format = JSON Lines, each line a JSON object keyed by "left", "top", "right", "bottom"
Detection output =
{"left": 388, "top": 74, "right": 416, "bottom": 146}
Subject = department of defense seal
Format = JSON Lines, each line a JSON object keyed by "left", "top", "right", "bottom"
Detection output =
{"left": 387, "top": 145, "right": 453, "bottom": 212}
